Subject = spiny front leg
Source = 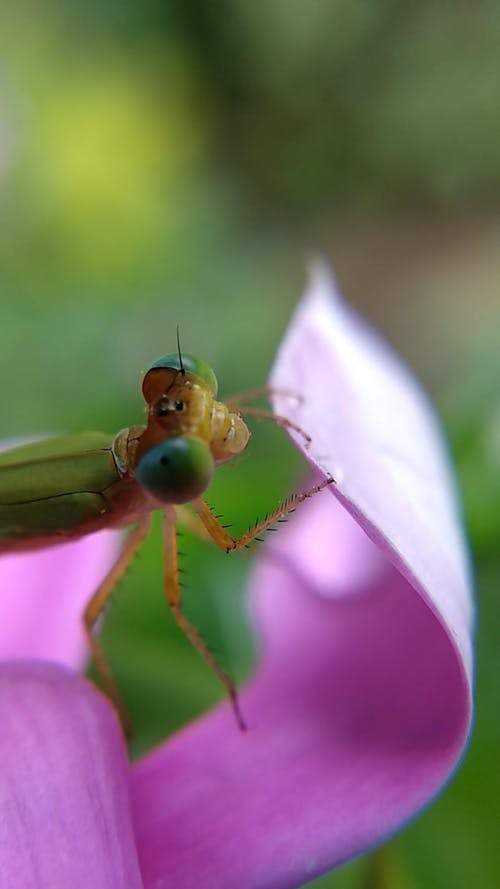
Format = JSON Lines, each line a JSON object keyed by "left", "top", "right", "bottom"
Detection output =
{"left": 83, "top": 513, "right": 152, "bottom": 732}
{"left": 192, "top": 475, "right": 335, "bottom": 553}
{"left": 162, "top": 504, "right": 246, "bottom": 731}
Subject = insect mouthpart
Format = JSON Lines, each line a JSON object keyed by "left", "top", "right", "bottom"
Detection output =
{"left": 155, "top": 397, "right": 186, "bottom": 417}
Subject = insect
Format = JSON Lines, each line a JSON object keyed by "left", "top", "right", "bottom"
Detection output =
{"left": 0, "top": 342, "right": 333, "bottom": 730}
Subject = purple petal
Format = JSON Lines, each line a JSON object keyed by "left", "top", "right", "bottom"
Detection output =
{"left": 130, "top": 268, "right": 472, "bottom": 889}
{"left": 0, "top": 661, "right": 142, "bottom": 889}
{"left": 0, "top": 531, "right": 120, "bottom": 668}
{"left": 268, "top": 263, "right": 473, "bottom": 680}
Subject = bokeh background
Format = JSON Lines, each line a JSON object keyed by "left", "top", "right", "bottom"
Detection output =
{"left": 1, "top": 3, "right": 498, "bottom": 887}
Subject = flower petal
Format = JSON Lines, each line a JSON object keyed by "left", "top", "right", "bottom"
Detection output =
{"left": 0, "top": 531, "right": 120, "bottom": 668}
{"left": 0, "top": 662, "right": 142, "bottom": 889}
{"left": 269, "top": 263, "right": 473, "bottom": 680}
{"left": 130, "top": 268, "right": 473, "bottom": 889}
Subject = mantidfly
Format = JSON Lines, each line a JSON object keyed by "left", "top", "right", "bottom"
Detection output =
{"left": 0, "top": 339, "right": 334, "bottom": 730}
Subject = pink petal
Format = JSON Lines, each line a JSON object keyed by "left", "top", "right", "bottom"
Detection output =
{"left": 130, "top": 268, "right": 472, "bottom": 889}
{"left": 268, "top": 263, "right": 473, "bottom": 681}
{"left": 0, "top": 662, "right": 142, "bottom": 888}
{"left": 0, "top": 531, "right": 120, "bottom": 668}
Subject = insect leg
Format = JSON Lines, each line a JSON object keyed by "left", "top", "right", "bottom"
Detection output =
{"left": 224, "top": 385, "right": 301, "bottom": 408}
{"left": 192, "top": 475, "right": 335, "bottom": 552}
{"left": 174, "top": 504, "right": 212, "bottom": 542}
{"left": 162, "top": 505, "right": 246, "bottom": 731}
{"left": 83, "top": 514, "right": 151, "bottom": 728}
{"left": 232, "top": 405, "right": 311, "bottom": 446}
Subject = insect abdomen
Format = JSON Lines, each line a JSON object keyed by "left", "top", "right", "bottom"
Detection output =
{"left": 0, "top": 492, "right": 110, "bottom": 548}
{"left": 0, "top": 433, "right": 121, "bottom": 551}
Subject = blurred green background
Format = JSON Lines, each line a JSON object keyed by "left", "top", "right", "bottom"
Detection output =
{"left": 1, "top": 2, "right": 498, "bottom": 887}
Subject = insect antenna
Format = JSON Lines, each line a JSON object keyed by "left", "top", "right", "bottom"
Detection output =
{"left": 176, "top": 324, "right": 186, "bottom": 375}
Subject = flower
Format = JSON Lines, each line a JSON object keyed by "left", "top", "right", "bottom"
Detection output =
{"left": 0, "top": 662, "right": 142, "bottom": 889}
{"left": 0, "top": 266, "right": 473, "bottom": 888}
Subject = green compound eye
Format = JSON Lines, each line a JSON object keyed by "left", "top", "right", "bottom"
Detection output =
{"left": 148, "top": 353, "right": 218, "bottom": 396}
{"left": 135, "top": 436, "right": 214, "bottom": 504}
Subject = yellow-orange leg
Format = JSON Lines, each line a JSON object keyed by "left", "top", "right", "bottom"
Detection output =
{"left": 162, "top": 505, "right": 247, "bottom": 731}
{"left": 224, "top": 385, "right": 303, "bottom": 409}
{"left": 235, "top": 406, "right": 312, "bottom": 447}
{"left": 224, "top": 385, "right": 310, "bottom": 446}
{"left": 192, "top": 475, "right": 335, "bottom": 553}
{"left": 174, "top": 504, "right": 212, "bottom": 543}
{"left": 83, "top": 514, "right": 152, "bottom": 729}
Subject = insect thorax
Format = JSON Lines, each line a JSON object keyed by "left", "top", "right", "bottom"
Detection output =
{"left": 210, "top": 402, "right": 250, "bottom": 464}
